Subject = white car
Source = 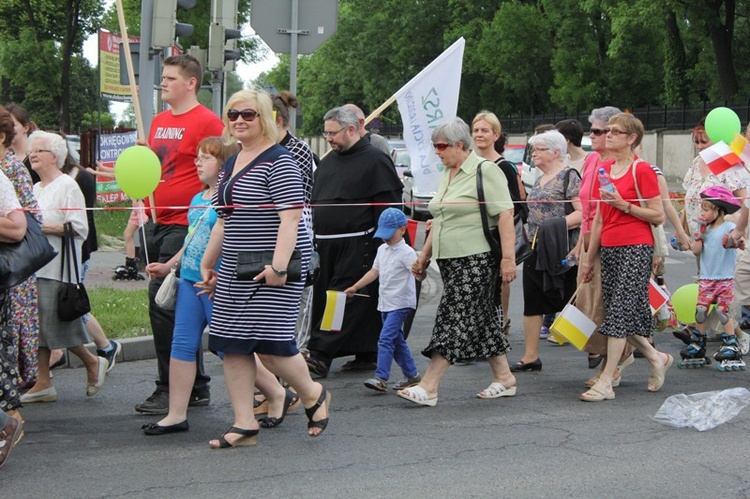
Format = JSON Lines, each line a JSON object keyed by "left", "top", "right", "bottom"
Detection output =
{"left": 391, "top": 147, "right": 434, "bottom": 221}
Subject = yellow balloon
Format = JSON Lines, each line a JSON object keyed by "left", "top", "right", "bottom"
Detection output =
{"left": 115, "top": 146, "right": 161, "bottom": 199}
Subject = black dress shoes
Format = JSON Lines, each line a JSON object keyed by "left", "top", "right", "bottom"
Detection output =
{"left": 510, "top": 358, "right": 542, "bottom": 372}
{"left": 142, "top": 420, "right": 189, "bottom": 436}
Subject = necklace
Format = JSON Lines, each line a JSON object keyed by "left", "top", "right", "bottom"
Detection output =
{"left": 610, "top": 160, "right": 632, "bottom": 178}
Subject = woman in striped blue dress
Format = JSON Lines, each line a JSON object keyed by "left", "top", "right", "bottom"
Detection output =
{"left": 198, "top": 90, "right": 330, "bottom": 448}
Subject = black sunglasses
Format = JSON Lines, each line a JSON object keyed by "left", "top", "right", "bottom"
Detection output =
{"left": 590, "top": 128, "right": 607, "bottom": 136}
{"left": 227, "top": 108, "right": 260, "bottom": 122}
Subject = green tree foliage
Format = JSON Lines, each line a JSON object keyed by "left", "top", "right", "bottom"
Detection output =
{"left": 285, "top": 0, "right": 749, "bottom": 133}
{"left": 81, "top": 110, "right": 116, "bottom": 130}
{"left": 0, "top": 0, "right": 105, "bottom": 132}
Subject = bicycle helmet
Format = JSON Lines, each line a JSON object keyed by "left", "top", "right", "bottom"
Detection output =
{"left": 700, "top": 185, "right": 742, "bottom": 214}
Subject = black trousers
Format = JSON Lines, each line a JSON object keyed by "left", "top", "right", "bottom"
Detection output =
{"left": 145, "top": 221, "right": 210, "bottom": 394}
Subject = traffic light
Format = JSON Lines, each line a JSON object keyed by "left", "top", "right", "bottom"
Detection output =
{"left": 207, "top": 24, "right": 242, "bottom": 72}
{"left": 151, "top": 0, "right": 196, "bottom": 49}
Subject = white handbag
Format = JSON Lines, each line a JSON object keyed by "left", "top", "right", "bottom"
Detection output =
{"left": 155, "top": 267, "right": 179, "bottom": 310}
{"left": 154, "top": 209, "right": 209, "bottom": 310}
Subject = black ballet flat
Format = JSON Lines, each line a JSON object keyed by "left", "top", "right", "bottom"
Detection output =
{"left": 141, "top": 420, "right": 189, "bottom": 436}
{"left": 510, "top": 359, "right": 542, "bottom": 372}
{"left": 259, "top": 389, "right": 300, "bottom": 429}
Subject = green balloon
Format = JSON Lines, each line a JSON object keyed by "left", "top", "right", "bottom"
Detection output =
{"left": 115, "top": 146, "right": 162, "bottom": 200}
{"left": 671, "top": 283, "right": 699, "bottom": 324}
{"left": 705, "top": 107, "right": 741, "bottom": 144}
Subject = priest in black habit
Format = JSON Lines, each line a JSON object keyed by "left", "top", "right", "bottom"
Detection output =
{"left": 306, "top": 106, "right": 404, "bottom": 378}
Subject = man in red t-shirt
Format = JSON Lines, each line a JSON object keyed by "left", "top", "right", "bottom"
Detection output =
{"left": 135, "top": 54, "right": 224, "bottom": 414}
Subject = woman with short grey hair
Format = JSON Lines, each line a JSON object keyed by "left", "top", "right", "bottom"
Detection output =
{"left": 400, "top": 117, "right": 518, "bottom": 406}
{"left": 20, "top": 131, "right": 108, "bottom": 404}
{"left": 527, "top": 130, "right": 568, "bottom": 159}
{"left": 511, "top": 130, "right": 582, "bottom": 373}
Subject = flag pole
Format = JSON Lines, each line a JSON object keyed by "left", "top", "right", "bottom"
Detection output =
{"left": 115, "top": 0, "right": 157, "bottom": 222}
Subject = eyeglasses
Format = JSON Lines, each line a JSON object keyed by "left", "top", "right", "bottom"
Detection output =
{"left": 227, "top": 108, "right": 259, "bottom": 122}
{"left": 606, "top": 128, "right": 628, "bottom": 136}
{"left": 590, "top": 128, "right": 608, "bottom": 136}
{"left": 322, "top": 127, "right": 346, "bottom": 138}
{"left": 29, "top": 149, "right": 53, "bottom": 155}
{"left": 531, "top": 147, "right": 549, "bottom": 154}
{"left": 433, "top": 142, "right": 452, "bottom": 152}
{"left": 322, "top": 127, "right": 347, "bottom": 139}
{"left": 194, "top": 155, "right": 216, "bottom": 165}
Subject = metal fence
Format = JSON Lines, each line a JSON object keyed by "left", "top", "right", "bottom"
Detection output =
{"left": 376, "top": 100, "right": 750, "bottom": 136}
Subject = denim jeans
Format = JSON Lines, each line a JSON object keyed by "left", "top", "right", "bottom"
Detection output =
{"left": 375, "top": 308, "right": 418, "bottom": 381}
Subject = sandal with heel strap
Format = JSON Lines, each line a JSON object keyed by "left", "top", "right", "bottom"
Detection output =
{"left": 209, "top": 426, "right": 259, "bottom": 449}
{"left": 305, "top": 386, "right": 331, "bottom": 437}
{"left": 259, "top": 388, "right": 300, "bottom": 429}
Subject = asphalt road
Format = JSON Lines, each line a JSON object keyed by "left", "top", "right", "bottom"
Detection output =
{"left": 4, "top": 246, "right": 750, "bottom": 498}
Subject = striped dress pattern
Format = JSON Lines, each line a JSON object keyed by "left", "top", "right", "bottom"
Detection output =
{"left": 209, "top": 144, "right": 312, "bottom": 355}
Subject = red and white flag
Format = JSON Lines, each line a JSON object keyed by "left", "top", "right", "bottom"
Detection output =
{"left": 649, "top": 279, "right": 670, "bottom": 315}
{"left": 729, "top": 133, "right": 750, "bottom": 167}
{"left": 699, "top": 142, "right": 743, "bottom": 176}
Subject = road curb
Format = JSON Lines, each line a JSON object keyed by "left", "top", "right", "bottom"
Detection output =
{"left": 58, "top": 332, "right": 209, "bottom": 369}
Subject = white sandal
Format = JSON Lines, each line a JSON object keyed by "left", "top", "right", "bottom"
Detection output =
{"left": 397, "top": 386, "right": 437, "bottom": 406}
{"left": 477, "top": 382, "right": 517, "bottom": 399}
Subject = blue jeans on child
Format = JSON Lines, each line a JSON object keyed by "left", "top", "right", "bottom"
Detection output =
{"left": 375, "top": 308, "right": 418, "bottom": 381}
{"left": 172, "top": 278, "right": 213, "bottom": 362}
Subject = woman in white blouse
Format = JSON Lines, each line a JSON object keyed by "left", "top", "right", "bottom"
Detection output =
{"left": 20, "top": 131, "right": 107, "bottom": 403}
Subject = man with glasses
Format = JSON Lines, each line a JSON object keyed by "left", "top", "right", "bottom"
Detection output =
{"left": 135, "top": 54, "right": 224, "bottom": 414}
{"left": 306, "top": 106, "right": 404, "bottom": 378}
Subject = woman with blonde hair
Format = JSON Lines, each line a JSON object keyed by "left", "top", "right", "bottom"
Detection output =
{"left": 472, "top": 110, "right": 525, "bottom": 334}
{"left": 198, "top": 90, "right": 329, "bottom": 447}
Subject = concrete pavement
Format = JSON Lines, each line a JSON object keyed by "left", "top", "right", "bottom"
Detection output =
{"left": 4, "top": 249, "right": 750, "bottom": 497}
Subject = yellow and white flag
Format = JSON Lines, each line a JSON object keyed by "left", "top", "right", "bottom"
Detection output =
{"left": 321, "top": 291, "right": 347, "bottom": 332}
{"left": 550, "top": 303, "right": 597, "bottom": 351}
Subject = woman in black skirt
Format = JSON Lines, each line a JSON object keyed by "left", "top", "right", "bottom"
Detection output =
{"left": 580, "top": 113, "right": 672, "bottom": 401}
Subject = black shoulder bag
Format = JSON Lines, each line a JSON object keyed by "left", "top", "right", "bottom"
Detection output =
{"left": 0, "top": 211, "right": 57, "bottom": 291}
{"left": 221, "top": 148, "right": 305, "bottom": 284}
{"left": 477, "top": 161, "right": 532, "bottom": 266}
{"left": 57, "top": 222, "right": 91, "bottom": 321}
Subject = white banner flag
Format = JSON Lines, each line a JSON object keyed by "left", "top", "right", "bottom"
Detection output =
{"left": 394, "top": 37, "right": 465, "bottom": 197}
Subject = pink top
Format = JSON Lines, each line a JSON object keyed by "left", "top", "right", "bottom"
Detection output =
{"left": 580, "top": 153, "right": 614, "bottom": 234}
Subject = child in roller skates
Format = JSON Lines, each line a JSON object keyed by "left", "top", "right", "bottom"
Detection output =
{"left": 680, "top": 186, "right": 745, "bottom": 370}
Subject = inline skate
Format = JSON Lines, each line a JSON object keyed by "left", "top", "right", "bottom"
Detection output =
{"left": 678, "top": 332, "right": 711, "bottom": 368}
{"left": 714, "top": 333, "right": 746, "bottom": 371}
{"left": 113, "top": 257, "right": 145, "bottom": 281}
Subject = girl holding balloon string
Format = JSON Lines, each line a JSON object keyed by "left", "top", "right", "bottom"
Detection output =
{"left": 140, "top": 137, "right": 238, "bottom": 435}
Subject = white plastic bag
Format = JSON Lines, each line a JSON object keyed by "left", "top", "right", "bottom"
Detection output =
{"left": 652, "top": 387, "right": 750, "bottom": 431}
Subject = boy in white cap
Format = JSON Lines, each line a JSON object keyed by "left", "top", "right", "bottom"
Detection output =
{"left": 345, "top": 208, "right": 421, "bottom": 392}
